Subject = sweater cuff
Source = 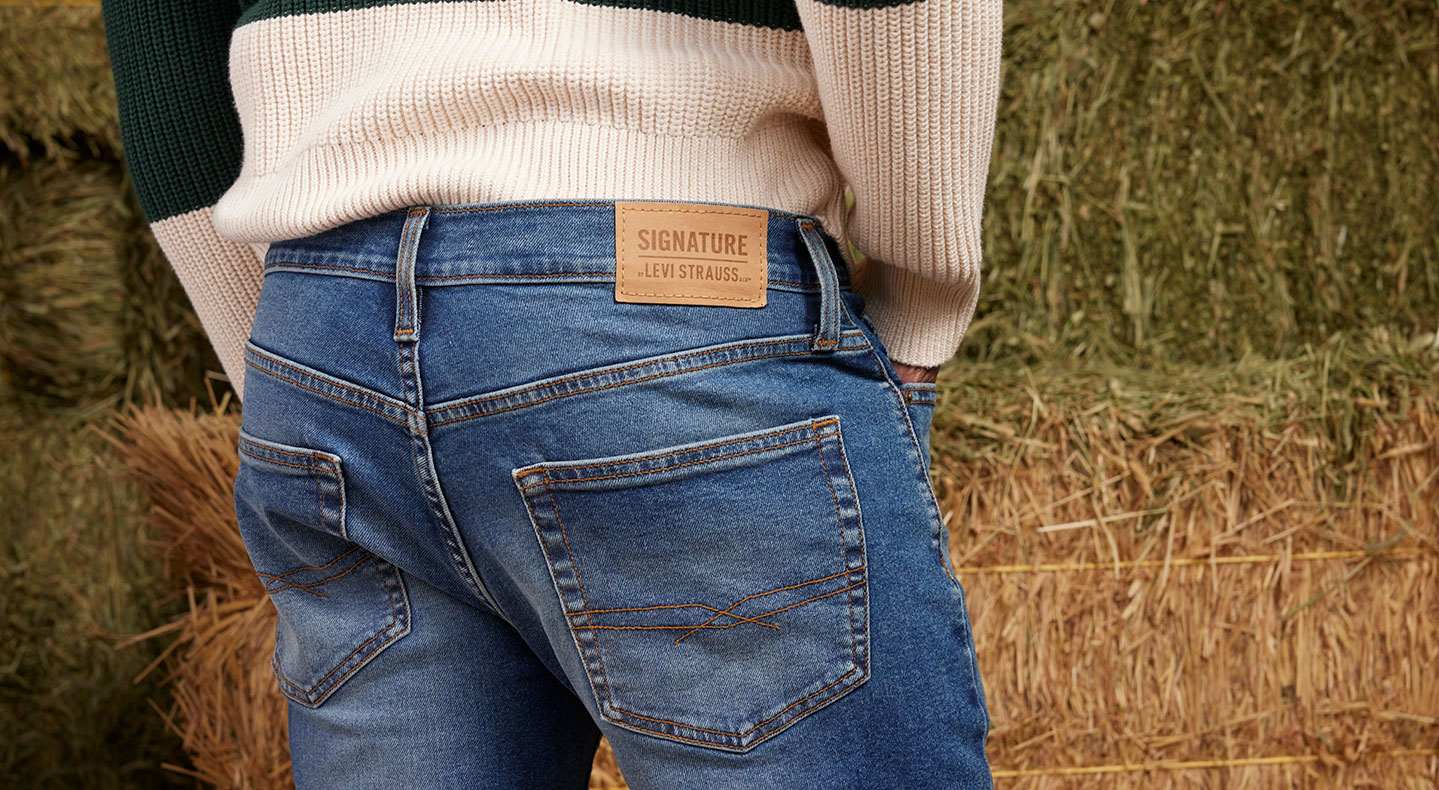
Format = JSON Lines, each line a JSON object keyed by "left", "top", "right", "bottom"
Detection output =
{"left": 151, "top": 206, "right": 264, "bottom": 402}
{"left": 857, "top": 260, "right": 979, "bottom": 369}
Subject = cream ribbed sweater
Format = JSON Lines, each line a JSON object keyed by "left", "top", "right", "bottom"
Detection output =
{"left": 103, "top": 0, "right": 1002, "bottom": 400}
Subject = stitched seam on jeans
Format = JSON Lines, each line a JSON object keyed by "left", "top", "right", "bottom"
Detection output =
{"left": 273, "top": 557, "right": 402, "bottom": 699}
{"left": 545, "top": 473, "right": 615, "bottom": 703}
{"left": 526, "top": 418, "right": 838, "bottom": 474}
{"left": 263, "top": 265, "right": 829, "bottom": 287}
{"left": 259, "top": 550, "right": 373, "bottom": 596}
{"left": 244, "top": 345, "right": 415, "bottom": 417}
{"left": 237, "top": 446, "right": 334, "bottom": 475}
{"left": 833, "top": 427, "right": 869, "bottom": 679}
{"left": 567, "top": 566, "right": 857, "bottom": 618}
{"left": 430, "top": 347, "right": 867, "bottom": 426}
{"left": 238, "top": 437, "right": 338, "bottom": 467}
{"left": 245, "top": 359, "right": 407, "bottom": 426}
{"left": 610, "top": 664, "right": 859, "bottom": 741}
{"left": 255, "top": 545, "right": 364, "bottom": 582}
{"left": 864, "top": 346, "right": 959, "bottom": 583}
{"left": 672, "top": 554, "right": 848, "bottom": 643}
{"left": 588, "top": 581, "right": 863, "bottom": 632}
{"left": 433, "top": 335, "right": 858, "bottom": 412}
{"left": 517, "top": 431, "right": 838, "bottom": 490}
{"left": 811, "top": 426, "right": 860, "bottom": 669}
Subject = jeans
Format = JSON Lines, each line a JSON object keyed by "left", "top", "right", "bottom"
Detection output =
{"left": 233, "top": 198, "right": 992, "bottom": 789}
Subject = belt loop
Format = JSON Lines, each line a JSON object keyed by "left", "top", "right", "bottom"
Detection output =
{"left": 394, "top": 207, "right": 431, "bottom": 343}
{"left": 797, "top": 218, "right": 841, "bottom": 352}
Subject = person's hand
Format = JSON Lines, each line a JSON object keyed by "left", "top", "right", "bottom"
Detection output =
{"left": 892, "top": 362, "right": 939, "bottom": 384}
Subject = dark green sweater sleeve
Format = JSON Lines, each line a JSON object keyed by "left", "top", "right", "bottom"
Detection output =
{"left": 101, "top": 1, "right": 265, "bottom": 401}
{"left": 101, "top": 1, "right": 247, "bottom": 223}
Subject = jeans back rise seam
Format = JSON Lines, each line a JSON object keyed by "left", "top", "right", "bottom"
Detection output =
{"left": 392, "top": 206, "right": 508, "bottom": 620}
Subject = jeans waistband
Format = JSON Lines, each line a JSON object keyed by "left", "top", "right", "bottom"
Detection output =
{"left": 260, "top": 198, "right": 852, "bottom": 293}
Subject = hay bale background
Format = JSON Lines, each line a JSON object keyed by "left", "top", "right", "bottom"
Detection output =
{"left": 0, "top": 154, "right": 224, "bottom": 412}
{"left": 0, "top": 405, "right": 187, "bottom": 788}
{"left": 933, "top": 332, "right": 1439, "bottom": 786}
{"left": 2, "top": 0, "right": 1436, "bottom": 786}
{"left": 0, "top": 7, "right": 120, "bottom": 158}
{"left": 102, "top": 328, "right": 1438, "bottom": 787}
{"left": 973, "top": 0, "right": 1439, "bottom": 365}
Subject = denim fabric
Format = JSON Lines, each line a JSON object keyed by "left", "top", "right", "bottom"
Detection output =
{"left": 233, "top": 198, "right": 992, "bottom": 789}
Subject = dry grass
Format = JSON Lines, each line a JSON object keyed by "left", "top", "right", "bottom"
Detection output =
{"left": 3, "top": 0, "right": 1437, "bottom": 786}
{"left": 100, "top": 332, "right": 1438, "bottom": 786}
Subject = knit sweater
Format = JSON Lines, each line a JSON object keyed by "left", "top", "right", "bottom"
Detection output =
{"left": 101, "top": 0, "right": 1002, "bottom": 401}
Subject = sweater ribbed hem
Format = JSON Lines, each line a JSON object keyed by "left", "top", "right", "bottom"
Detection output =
{"left": 213, "top": 118, "right": 850, "bottom": 245}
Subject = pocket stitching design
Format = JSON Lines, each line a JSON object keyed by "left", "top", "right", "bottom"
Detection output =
{"left": 515, "top": 415, "right": 870, "bottom": 751}
{"left": 235, "top": 428, "right": 409, "bottom": 708}
{"left": 269, "top": 556, "right": 410, "bottom": 707}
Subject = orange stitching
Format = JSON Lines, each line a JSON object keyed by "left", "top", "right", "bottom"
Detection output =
{"left": 255, "top": 546, "right": 365, "bottom": 582}
{"left": 612, "top": 664, "right": 860, "bottom": 740}
{"left": 521, "top": 419, "right": 837, "bottom": 478}
{"left": 546, "top": 473, "right": 614, "bottom": 698}
{"left": 569, "top": 565, "right": 855, "bottom": 617}
{"left": 830, "top": 428, "right": 868, "bottom": 666}
{"left": 434, "top": 336, "right": 855, "bottom": 412}
{"left": 588, "top": 623, "right": 780, "bottom": 632}
{"left": 264, "top": 262, "right": 819, "bottom": 286}
{"left": 238, "top": 437, "right": 334, "bottom": 465}
{"left": 238, "top": 446, "right": 332, "bottom": 474}
{"left": 746, "top": 579, "right": 863, "bottom": 621}
{"left": 810, "top": 424, "right": 861, "bottom": 666}
{"left": 420, "top": 270, "right": 613, "bottom": 281}
{"left": 570, "top": 565, "right": 864, "bottom": 635}
{"left": 672, "top": 580, "right": 862, "bottom": 644}
{"left": 572, "top": 604, "right": 777, "bottom": 630}
{"left": 525, "top": 418, "right": 836, "bottom": 475}
{"left": 672, "top": 561, "right": 853, "bottom": 644}
{"left": 260, "top": 550, "right": 374, "bottom": 595}
{"left": 245, "top": 344, "right": 416, "bottom": 416}
{"left": 430, "top": 347, "right": 866, "bottom": 426}
{"left": 245, "top": 359, "right": 409, "bottom": 425}
{"left": 274, "top": 558, "right": 402, "bottom": 697}
{"left": 519, "top": 432, "right": 838, "bottom": 491}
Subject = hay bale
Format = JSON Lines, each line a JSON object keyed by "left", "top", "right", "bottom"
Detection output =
{"left": 0, "top": 158, "right": 129, "bottom": 409}
{"left": 103, "top": 404, "right": 290, "bottom": 788}
{"left": 0, "top": 157, "right": 226, "bottom": 411}
{"left": 0, "top": 405, "right": 187, "bottom": 787}
{"left": 0, "top": 7, "right": 120, "bottom": 158}
{"left": 971, "top": 0, "right": 1439, "bottom": 365}
{"left": 105, "top": 328, "right": 1437, "bottom": 787}
{"left": 933, "top": 335, "right": 1439, "bottom": 786}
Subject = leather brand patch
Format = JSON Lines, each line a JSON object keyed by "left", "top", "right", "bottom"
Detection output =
{"left": 614, "top": 201, "right": 768, "bottom": 308}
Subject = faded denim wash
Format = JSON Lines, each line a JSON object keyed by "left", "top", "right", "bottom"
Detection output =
{"left": 233, "top": 198, "right": 993, "bottom": 789}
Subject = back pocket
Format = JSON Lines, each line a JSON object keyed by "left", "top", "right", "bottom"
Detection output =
{"left": 512, "top": 415, "right": 869, "bottom": 752}
{"left": 234, "top": 427, "right": 411, "bottom": 708}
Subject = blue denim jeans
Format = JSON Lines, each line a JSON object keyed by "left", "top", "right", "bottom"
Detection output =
{"left": 233, "top": 199, "right": 992, "bottom": 789}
